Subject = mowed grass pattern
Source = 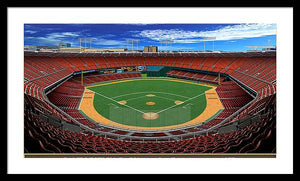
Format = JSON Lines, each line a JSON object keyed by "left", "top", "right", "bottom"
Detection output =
{"left": 88, "top": 79, "right": 212, "bottom": 127}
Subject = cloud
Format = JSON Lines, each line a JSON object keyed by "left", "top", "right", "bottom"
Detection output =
{"left": 25, "top": 36, "right": 61, "bottom": 45}
{"left": 26, "top": 31, "right": 121, "bottom": 46}
{"left": 173, "top": 39, "right": 202, "bottom": 43}
{"left": 95, "top": 34, "right": 116, "bottom": 38}
{"left": 47, "top": 32, "right": 81, "bottom": 39}
{"left": 25, "top": 30, "right": 37, "bottom": 34}
{"left": 135, "top": 23, "right": 276, "bottom": 43}
{"left": 25, "top": 31, "right": 84, "bottom": 45}
{"left": 92, "top": 37, "right": 126, "bottom": 46}
{"left": 25, "top": 31, "right": 126, "bottom": 47}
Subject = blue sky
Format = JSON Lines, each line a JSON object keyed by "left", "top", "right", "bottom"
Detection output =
{"left": 24, "top": 24, "right": 276, "bottom": 51}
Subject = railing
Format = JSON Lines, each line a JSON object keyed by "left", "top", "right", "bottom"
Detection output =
{"left": 44, "top": 73, "right": 74, "bottom": 95}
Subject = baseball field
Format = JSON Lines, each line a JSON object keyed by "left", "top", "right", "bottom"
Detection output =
{"left": 79, "top": 78, "right": 224, "bottom": 131}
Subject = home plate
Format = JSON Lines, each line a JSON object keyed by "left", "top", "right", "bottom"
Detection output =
{"left": 142, "top": 112, "right": 159, "bottom": 120}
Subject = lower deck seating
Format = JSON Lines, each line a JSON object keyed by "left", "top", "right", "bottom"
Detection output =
{"left": 24, "top": 101, "right": 275, "bottom": 154}
{"left": 46, "top": 72, "right": 141, "bottom": 130}
{"left": 205, "top": 81, "right": 254, "bottom": 126}
{"left": 70, "top": 72, "right": 141, "bottom": 86}
{"left": 166, "top": 70, "right": 225, "bottom": 84}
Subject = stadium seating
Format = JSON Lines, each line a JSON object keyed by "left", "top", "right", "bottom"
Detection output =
{"left": 24, "top": 101, "right": 275, "bottom": 153}
{"left": 24, "top": 53, "right": 276, "bottom": 154}
{"left": 166, "top": 69, "right": 225, "bottom": 84}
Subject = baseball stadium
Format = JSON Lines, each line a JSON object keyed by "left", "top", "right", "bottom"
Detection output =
{"left": 24, "top": 25, "right": 276, "bottom": 157}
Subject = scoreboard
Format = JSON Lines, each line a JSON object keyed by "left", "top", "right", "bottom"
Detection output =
{"left": 121, "top": 66, "right": 138, "bottom": 72}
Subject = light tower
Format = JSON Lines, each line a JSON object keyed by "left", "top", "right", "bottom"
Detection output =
{"left": 78, "top": 38, "right": 92, "bottom": 52}
{"left": 126, "top": 39, "right": 140, "bottom": 51}
{"left": 202, "top": 37, "right": 216, "bottom": 52}
{"left": 159, "top": 39, "right": 174, "bottom": 52}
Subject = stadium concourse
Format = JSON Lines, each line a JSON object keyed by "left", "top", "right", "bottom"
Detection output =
{"left": 24, "top": 51, "right": 276, "bottom": 155}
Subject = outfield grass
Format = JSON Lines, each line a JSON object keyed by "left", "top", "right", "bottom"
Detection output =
{"left": 87, "top": 79, "right": 212, "bottom": 127}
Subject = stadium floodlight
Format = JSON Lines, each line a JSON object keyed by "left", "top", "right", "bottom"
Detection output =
{"left": 159, "top": 39, "right": 174, "bottom": 52}
{"left": 202, "top": 37, "right": 216, "bottom": 40}
{"left": 135, "top": 39, "right": 140, "bottom": 51}
{"left": 78, "top": 38, "right": 93, "bottom": 52}
{"left": 126, "top": 39, "right": 140, "bottom": 51}
{"left": 202, "top": 37, "right": 216, "bottom": 52}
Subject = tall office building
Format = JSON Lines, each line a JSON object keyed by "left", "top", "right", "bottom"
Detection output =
{"left": 144, "top": 45, "right": 158, "bottom": 52}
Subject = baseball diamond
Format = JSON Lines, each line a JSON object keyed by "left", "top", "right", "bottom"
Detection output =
{"left": 78, "top": 78, "right": 224, "bottom": 130}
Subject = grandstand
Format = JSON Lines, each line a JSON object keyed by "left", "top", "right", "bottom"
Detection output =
{"left": 24, "top": 51, "right": 276, "bottom": 156}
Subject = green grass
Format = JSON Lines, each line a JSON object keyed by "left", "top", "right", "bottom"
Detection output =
{"left": 86, "top": 79, "right": 213, "bottom": 128}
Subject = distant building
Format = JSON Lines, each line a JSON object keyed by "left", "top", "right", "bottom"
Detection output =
{"left": 59, "top": 42, "right": 71, "bottom": 48}
{"left": 24, "top": 45, "right": 57, "bottom": 51}
{"left": 262, "top": 47, "right": 276, "bottom": 51}
{"left": 24, "top": 45, "right": 33, "bottom": 51}
{"left": 144, "top": 46, "right": 158, "bottom": 52}
{"left": 84, "top": 48, "right": 128, "bottom": 52}
{"left": 39, "top": 46, "right": 59, "bottom": 52}
{"left": 58, "top": 47, "right": 128, "bottom": 53}
{"left": 59, "top": 47, "right": 84, "bottom": 53}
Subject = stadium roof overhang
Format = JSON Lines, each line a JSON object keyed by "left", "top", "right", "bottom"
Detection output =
{"left": 24, "top": 50, "right": 276, "bottom": 58}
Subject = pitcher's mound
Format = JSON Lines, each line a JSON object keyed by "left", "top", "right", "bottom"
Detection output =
{"left": 118, "top": 100, "right": 127, "bottom": 105}
{"left": 142, "top": 112, "right": 159, "bottom": 120}
{"left": 175, "top": 100, "right": 184, "bottom": 105}
{"left": 146, "top": 101, "right": 156, "bottom": 105}
{"left": 146, "top": 94, "right": 156, "bottom": 97}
